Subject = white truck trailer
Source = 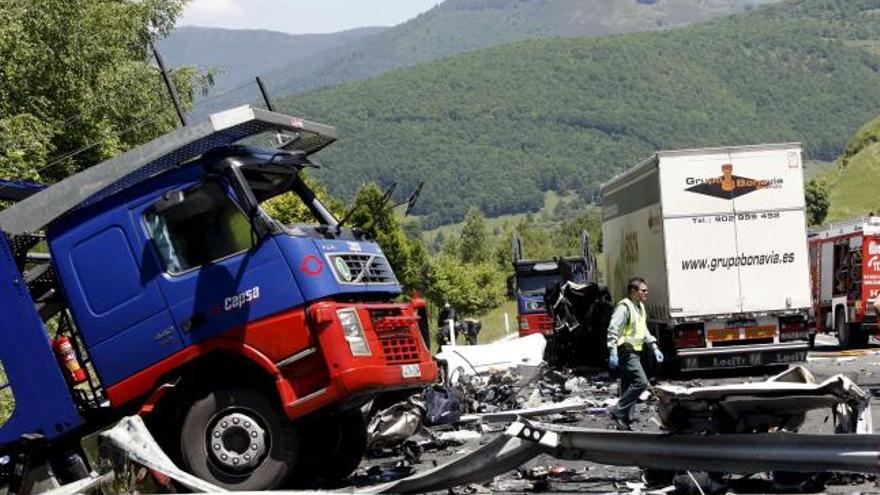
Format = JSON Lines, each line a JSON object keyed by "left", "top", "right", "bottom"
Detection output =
{"left": 601, "top": 143, "right": 811, "bottom": 371}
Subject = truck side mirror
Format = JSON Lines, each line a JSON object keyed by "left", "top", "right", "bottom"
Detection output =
{"left": 153, "top": 190, "right": 184, "bottom": 214}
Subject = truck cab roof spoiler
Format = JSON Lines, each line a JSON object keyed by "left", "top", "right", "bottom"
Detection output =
{"left": 0, "top": 105, "right": 337, "bottom": 235}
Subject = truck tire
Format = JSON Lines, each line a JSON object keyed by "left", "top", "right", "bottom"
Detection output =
{"left": 316, "top": 410, "right": 367, "bottom": 481}
{"left": 836, "top": 312, "right": 851, "bottom": 349}
{"left": 179, "top": 387, "right": 299, "bottom": 490}
{"left": 848, "top": 323, "right": 869, "bottom": 349}
{"left": 836, "top": 312, "right": 868, "bottom": 349}
{"left": 293, "top": 410, "right": 367, "bottom": 484}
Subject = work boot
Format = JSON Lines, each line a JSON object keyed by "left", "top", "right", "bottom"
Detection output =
{"left": 607, "top": 406, "right": 632, "bottom": 431}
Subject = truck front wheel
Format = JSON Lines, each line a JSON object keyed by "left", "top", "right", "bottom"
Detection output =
{"left": 315, "top": 410, "right": 367, "bottom": 481}
{"left": 180, "top": 387, "right": 299, "bottom": 490}
{"left": 836, "top": 312, "right": 851, "bottom": 349}
{"left": 293, "top": 410, "right": 367, "bottom": 484}
{"left": 836, "top": 312, "right": 868, "bottom": 349}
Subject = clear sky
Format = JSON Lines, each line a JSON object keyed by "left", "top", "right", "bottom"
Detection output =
{"left": 180, "top": 0, "right": 445, "bottom": 34}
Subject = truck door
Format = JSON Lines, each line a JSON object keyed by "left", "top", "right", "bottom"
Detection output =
{"left": 140, "top": 179, "right": 305, "bottom": 346}
{"left": 50, "top": 207, "right": 185, "bottom": 387}
{"left": 659, "top": 152, "right": 742, "bottom": 317}
{"left": 727, "top": 148, "right": 811, "bottom": 313}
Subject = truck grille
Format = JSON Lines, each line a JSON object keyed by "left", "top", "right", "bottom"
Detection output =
{"left": 379, "top": 336, "right": 420, "bottom": 364}
{"left": 370, "top": 309, "right": 420, "bottom": 364}
{"left": 535, "top": 313, "right": 554, "bottom": 331}
{"left": 328, "top": 254, "right": 397, "bottom": 285}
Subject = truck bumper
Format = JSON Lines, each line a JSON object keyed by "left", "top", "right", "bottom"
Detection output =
{"left": 862, "top": 314, "right": 879, "bottom": 337}
{"left": 677, "top": 342, "right": 809, "bottom": 371}
{"left": 281, "top": 300, "right": 438, "bottom": 419}
{"left": 282, "top": 360, "right": 437, "bottom": 418}
{"left": 517, "top": 312, "right": 554, "bottom": 337}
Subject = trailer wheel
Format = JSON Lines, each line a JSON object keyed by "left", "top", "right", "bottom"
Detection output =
{"left": 179, "top": 387, "right": 298, "bottom": 490}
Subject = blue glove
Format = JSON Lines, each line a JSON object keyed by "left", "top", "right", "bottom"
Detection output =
{"left": 653, "top": 346, "right": 664, "bottom": 364}
{"left": 608, "top": 347, "right": 619, "bottom": 370}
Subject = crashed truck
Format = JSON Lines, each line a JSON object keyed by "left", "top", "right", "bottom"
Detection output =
{"left": 0, "top": 106, "right": 437, "bottom": 491}
{"left": 510, "top": 231, "right": 613, "bottom": 368}
{"left": 510, "top": 230, "right": 597, "bottom": 337}
{"left": 602, "top": 143, "right": 812, "bottom": 371}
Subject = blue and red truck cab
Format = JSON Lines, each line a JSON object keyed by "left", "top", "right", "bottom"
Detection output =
{"left": 511, "top": 231, "right": 595, "bottom": 337}
{"left": 0, "top": 106, "right": 436, "bottom": 490}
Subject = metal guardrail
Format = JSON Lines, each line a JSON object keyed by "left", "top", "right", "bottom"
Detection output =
{"left": 85, "top": 415, "right": 880, "bottom": 495}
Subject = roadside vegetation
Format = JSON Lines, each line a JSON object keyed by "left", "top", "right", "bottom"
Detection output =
{"left": 0, "top": 0, "right": 212, "bottom": 183}
{"left": 0, "top": 362, "right": 12, "bottom": 425}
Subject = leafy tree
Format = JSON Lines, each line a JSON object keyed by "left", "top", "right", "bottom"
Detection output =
{"left": 424, "top": 254, "right": 506, "bottom": 316}
{"left": 0, "top": 0, "right": 211, "bottom": 182}
{"left": 459, "top": 206, "right": 490, "bottom": 263}
{"left": 262, "top": 171, "right": 345, "bottom": 224}
{"left": 805, "top": 179, "right": 829, "bottom": 226}
{"left": 558, "top": 210, "right": 603, "bottom": 255}
{"left": 432, "top": 231, "right": 446, "bottom": 252}
{"left": 347, "top": 183, "right": 428, "bottom": 293}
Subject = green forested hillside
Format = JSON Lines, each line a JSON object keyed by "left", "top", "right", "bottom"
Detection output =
{"left": 173, "top": 0, "right": 779, "bottom": 114}
{"left": 282, "top": 0, "right": 880, "bottom": 228}
{"left": 267, "top": 0, "right": 779, "bottom": 95}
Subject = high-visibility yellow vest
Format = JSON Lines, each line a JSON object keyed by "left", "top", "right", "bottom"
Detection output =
{"left": 616, "top": 298, "right": 648, "bottom": 351}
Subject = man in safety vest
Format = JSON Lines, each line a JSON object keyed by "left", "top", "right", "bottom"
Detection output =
{"left": 606, "top": 277, "right": 664, "bottom": 431}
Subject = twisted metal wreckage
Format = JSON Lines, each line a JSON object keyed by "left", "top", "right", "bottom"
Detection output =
{"left": 20, "top": 363, "right": 878, "bottom": 495}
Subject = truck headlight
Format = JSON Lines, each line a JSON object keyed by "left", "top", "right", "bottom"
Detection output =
{"left": 525, "top": 300, "right": 544, "bottom": 311}
{"left": 337, "top": 308, "right": 371, "bottom": 356}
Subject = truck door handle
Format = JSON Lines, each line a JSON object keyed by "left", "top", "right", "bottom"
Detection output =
{"left": 182, "top": 313, "right": 206, "bottom": 332}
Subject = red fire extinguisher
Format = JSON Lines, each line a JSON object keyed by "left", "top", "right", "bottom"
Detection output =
{"left": 53, "top": 335, "right": 88, "bottom": 384}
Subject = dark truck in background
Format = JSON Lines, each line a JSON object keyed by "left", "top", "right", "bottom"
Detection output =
{"left": 511, "top": 231, "right": 596, "bottom": 337}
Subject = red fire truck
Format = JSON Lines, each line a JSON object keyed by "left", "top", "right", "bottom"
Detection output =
{"left": 809, "top": 216, "right": 880, "bottom": 348}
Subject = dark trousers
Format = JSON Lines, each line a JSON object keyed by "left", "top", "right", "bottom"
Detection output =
{"left": 615, "top": 346, "right": 649, "bottom": 422}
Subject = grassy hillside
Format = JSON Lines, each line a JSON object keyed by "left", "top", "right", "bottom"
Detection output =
{"left": 822, "top": 115, "right": 880, "bottom": 221}
{"left": 267, "top": 0, "right": 780, "bottom": 95}
{"left": 283, "top": 0, "right": 880, "bottom": 228}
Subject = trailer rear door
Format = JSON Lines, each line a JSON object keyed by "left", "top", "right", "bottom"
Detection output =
{"left": 728, "top": 147, "right": 810, "bottom": 312}
{"left": 659, "top": 144, "right": 808, "bottom": 317}
{"left": 659, "top": 150, "right": 742, "bottom": 317}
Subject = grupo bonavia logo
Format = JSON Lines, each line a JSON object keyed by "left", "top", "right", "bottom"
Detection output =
{"left": 685, "top": 164, "right": 783, "bottom": 199}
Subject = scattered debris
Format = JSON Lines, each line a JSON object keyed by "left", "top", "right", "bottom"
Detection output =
{"left": 424, "top": 385, "right": 463, "bottom": 426}
{"left": 457, "top": 397, "right": 596, "bottom": 424}
{"left": 436, "top": 334, "right": 546, "bottom": 381}
{"left": 435, "top": 430, "right": 482, "bottom": 444}
{"left": 543, "top": 279, "right": 613, "bottom": 368}
{"left": 364, "top": 417, "right": 880, "bottom": 494}
{"left": 367, "top": 399, "right": 426, "bottom": 450}
{"left": 653, "top": 365, "right": 871, "bottom": 434}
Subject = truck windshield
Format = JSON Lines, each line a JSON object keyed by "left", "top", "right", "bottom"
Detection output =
{"left": 145, "top": 181, "right": 253, "bottom": 274}
{"left": 518, "top": 273, "right": 562, "bottom": 294}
